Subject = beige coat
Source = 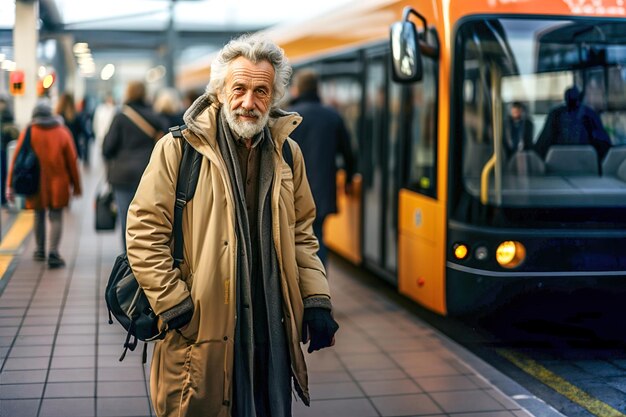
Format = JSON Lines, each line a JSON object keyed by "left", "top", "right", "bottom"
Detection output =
{"left": 126, "top": 102, "right": 330, "bottom": 417}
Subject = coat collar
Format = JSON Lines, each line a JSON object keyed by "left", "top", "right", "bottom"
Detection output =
{"left": 183, "top": 94, "right": 302, "bottom": 153}
{"left": 32, "top": 116, "right": 62, "bottom": 129}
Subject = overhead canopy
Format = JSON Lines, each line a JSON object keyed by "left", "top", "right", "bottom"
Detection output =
{"left": 1, "top": 0, "right": 355, "bottom": 59}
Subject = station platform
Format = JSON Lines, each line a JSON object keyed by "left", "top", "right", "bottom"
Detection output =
{"left": 0, "top": 156, "right": 564, "bottom": 417}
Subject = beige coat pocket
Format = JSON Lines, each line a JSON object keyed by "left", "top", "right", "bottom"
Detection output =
{"left": 151, "top": 336, "right": 192, "bottom": 417}
{"left": 177, "top": 312, "right": 199, "bottom": 343}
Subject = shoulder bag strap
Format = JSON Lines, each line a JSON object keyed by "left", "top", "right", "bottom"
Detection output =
{"left": 15, "top": 126, "right": 34, "bottom": 165}
{"left": 122, "top": 105, "right": 158, "bottom": 141}
{"left": 23, "top": 125, "right": 32, "bottom": 150}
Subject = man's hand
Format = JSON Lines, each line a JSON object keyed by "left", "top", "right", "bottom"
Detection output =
{"left": 160, "top": 297, "right": 194, "bottom": 331}
{"left": 301, "top": 307, "right": 339, "bottom": 353}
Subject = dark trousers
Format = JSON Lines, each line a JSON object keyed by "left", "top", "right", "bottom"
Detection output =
{"left": 113, "top": 186, "right": 135, "bottom": 251}
{"left": 313, "top": 215, "right": 327, "bottom": 266}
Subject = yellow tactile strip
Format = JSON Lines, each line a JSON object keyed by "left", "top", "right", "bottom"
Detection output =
{"left": 0, "top": 210, "right": 35, "bottom": 279}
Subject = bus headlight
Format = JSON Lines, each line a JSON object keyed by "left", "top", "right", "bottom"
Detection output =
{"left": 453, "top": 243, "right": 469, "bottom": 260}
{"left": 496, "top": 241, "right": 526, "bottom": 269}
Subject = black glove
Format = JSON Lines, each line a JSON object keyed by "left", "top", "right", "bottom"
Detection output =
{"left": 160, "top": 297, "right": 194, "bottom": 330}
{"left": 166, "top": 309, "right": 193, "bottom": 330}
{"left": 301, "top": 307, "right": 339, "bottom": 353}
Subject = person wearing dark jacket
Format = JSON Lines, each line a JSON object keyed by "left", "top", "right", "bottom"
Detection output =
{"left": 503, "top": 101, "right": 534, "bottom": 159}
{"left": 102, "top": 80, "right": 167, "bottom": 249}
{"left": 288, "top": 69, "right": 355, "bottom": 266}
{"left": 534, "top": 86, "right": 611, "bottom": 162}
{"left": 0, "top": 97, "right": 18, "bottom": 206}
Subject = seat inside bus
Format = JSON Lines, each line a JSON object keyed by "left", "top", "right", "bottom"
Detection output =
{"left": 544, "top": 145, "right": 599, "bottom": 175}
{"left": 506, "top": 150, "right": 545, "bottom": 175}
{"left": 602, "top": 146, "right": 626, "bottom": 178}
{"left": 464, "top": 144, "right": 626, "bottom": 207}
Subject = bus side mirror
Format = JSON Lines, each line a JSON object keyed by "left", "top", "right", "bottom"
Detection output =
{"left": 390, "top": 20, "right": 423, "bottom": 83}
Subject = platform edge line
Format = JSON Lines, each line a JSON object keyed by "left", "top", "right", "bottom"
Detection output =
{"left": 497, "top": 348, "right": 626, "bottom": 417}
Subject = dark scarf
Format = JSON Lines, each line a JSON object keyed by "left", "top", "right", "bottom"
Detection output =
{"left": 216, "top": 108, "right": 292, "bottom": 417}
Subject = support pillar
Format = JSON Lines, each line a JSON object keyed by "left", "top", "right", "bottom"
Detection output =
{"left": 165, "top": 0, "right": 176, "bottom": 88}
{"left": 13, "top": 0, "right": 39, "bottom": 128}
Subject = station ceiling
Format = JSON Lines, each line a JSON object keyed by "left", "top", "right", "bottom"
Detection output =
{"left": 1, "top": 0, "right": 353, "bottom": 60}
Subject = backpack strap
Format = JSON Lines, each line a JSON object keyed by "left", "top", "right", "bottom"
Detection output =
{"left": 282, "top": 139, "right": 294, "bottom": 173}
{"left": 170, "top": 125, "right": 203, "bottom": 267}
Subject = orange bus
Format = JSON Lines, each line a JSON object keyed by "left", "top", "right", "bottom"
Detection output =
{"left": 178, "top": 0, "right": 626, "bottom": 315}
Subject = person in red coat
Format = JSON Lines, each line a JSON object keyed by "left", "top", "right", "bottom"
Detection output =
{"left": 6, "top": 101, "right": 82, "bottom": 268}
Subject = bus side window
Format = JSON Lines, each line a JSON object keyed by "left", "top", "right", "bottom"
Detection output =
{"left": 404, "top": 56, "right": 438, "bottom": 198}
{"left": 319, "top": 75, "right": 363, "bottom": 169}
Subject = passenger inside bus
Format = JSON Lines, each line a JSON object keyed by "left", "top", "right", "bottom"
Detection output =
{"left": 503, "top": 101, "right": 534, "bottom": 159}
{"left": 533, "top": 86, "right": 611, "bottom": 173}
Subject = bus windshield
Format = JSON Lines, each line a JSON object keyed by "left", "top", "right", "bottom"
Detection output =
{"left": 458, "top": 18, "right": 626, "bottom": 217}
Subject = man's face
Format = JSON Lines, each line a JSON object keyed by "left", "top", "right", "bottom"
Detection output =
{"left": 221, "top": 56, "right": 274, "bottom": 139}
{"left": 510, "top": 106, "right": 522, "bottom": 121}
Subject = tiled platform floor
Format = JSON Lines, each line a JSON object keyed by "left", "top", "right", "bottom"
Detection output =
{"left": 0, "top": 157, "right": 562, "bottom": 417}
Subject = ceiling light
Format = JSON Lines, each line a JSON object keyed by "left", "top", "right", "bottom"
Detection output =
{"left": 101, "top": 64, "right": 115, "bottom": 81}
{"left": 1, "top": 60, "right": 16, "bottom": 71}
{"left": 73, "top": 43, "right": 89, "bottom": 54}
{"left": 42, "top": 74, "right": 55, "bottom": 89}
{"left": 146, "top": 65, "right": 166, "bottom": 83}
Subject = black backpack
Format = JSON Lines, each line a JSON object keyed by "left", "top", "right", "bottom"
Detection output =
{"left": 105, "top": 125, "right": 295, "bottom": 362}
{"left": 105, "top": 125, "right": 202, "bottom": 362}
{"left": 12, "top": 126, "right": 40, "bottom": 196}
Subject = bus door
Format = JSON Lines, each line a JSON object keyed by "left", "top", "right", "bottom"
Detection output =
{"left": 388, "top": 9, "right": 443, "bottom": 313}
{"left": 318, "top": 57, "right": 364, "bottom": 265}
{"left": 362, "top": 48, "right": 402, "bottom": 283}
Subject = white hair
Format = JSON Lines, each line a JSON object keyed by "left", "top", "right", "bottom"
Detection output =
{"left": 206, "top": 34, "right": 292, "bottom": 111}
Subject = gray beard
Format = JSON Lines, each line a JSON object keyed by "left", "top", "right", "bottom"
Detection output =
{"left": 223, "top": 105, "right": 270, "bottom": 139}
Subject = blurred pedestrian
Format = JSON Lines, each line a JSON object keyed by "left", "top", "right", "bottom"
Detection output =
{"left": 93, "top": 93, "right": 117, "bottom": 152}
{"left": 126, "top": 34, "right": 337, "bottom": 417}
{"left": 6, "top": 101, "right": 82, "bottom": 268}
{"left": 0, "top": 96, "right": 19, "bottom": 206}
{"left": 76, "top": 97, "right": 95, "bottom": 166}
{"left": 182, "top": 89, "right": 202, "bottom": 112}
{"left": 102, "top": 80, "right": 167, "bottom": 249}
{"left": 153, "top": 87, "right": 184, "bottom": 127}
{"left": 56, "top": 93, "right": 88, "bottom": 163}
{"left": 288, "top": 68, "right": 355, "bottom": 266}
